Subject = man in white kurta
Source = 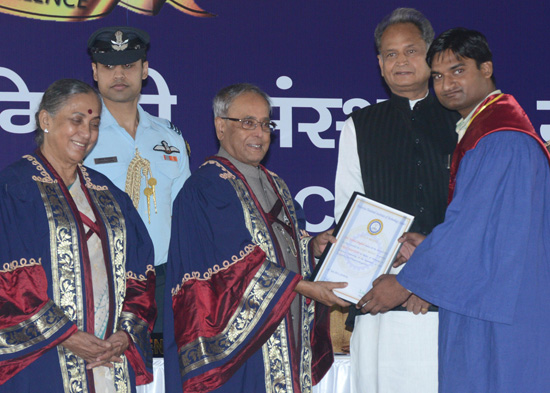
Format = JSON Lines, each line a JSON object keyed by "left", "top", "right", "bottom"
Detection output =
{"left": 334, "top": 9, "right": 458, "bottom": 393}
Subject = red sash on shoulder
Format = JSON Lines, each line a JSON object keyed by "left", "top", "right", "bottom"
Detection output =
{"left": 448, "top": 94, "right": 550, "bottom": 204}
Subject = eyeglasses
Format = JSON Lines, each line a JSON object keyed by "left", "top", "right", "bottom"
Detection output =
{"left": 221, "top": 117, "right": 277, "bottom": 132}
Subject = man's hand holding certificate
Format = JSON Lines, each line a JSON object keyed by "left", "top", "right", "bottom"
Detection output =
{"left": 312, "top": 193, "right": 414, "bottom": 304}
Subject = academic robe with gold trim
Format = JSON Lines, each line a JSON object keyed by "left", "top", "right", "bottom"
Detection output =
{"left": 0, "top": 153, "right": 156, "bottom": 393}
{"left": 164, "top": 157, "right": 332, "bottom": 393}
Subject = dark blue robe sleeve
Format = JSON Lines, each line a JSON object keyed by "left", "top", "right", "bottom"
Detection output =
{"left": 0, "top": 177, "right": 76, "bottom": 384}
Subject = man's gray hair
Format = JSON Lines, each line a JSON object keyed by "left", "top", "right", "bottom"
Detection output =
{"left": 213, "top": 83, "right": 271, "bottom": 118}
{"left": 374, "top": 8, "right": 434, "bottom": 52}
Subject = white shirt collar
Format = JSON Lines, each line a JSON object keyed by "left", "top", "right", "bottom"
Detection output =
{"left": 456, "top": 90, "right": 501, "bottom": 143}
{"left": 409, "top": 90, "right": 429, "bottom": 110}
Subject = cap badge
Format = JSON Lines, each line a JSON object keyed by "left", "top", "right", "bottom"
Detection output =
{"left": 111, "top": 31, "right": 129, "bottom": 51}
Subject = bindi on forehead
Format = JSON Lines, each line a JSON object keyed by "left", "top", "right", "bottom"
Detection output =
{"left": 88, "top": 109, "right": 93, "bottom": 114}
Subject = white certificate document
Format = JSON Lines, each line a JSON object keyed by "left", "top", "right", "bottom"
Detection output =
{"left": 313, "top": 193, "right": 414, "bottom": 303}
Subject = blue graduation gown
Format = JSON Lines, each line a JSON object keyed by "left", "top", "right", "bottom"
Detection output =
{"left": 398, "top": 132, "right": 550, "bottom": 392}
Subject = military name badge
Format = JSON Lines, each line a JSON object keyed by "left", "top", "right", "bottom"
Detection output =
{"left": 94, "top": 156, "right": 118, "bottom": 164}
{"left": 311, "top": 192, "right": 414, "bottom": 304}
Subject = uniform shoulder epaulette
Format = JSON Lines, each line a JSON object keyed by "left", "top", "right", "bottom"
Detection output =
{"left": 185, "top": 140, "right": 191, "bottom": 158}
{"left": 157, "top": 118, "right": 189, "bottom": 156}
{"left": 168, "top": 121, "right": 182, "bottom": 135}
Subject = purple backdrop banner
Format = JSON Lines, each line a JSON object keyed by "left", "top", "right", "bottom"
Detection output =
{"left": 1, "top": 1, "right": 549, "bottom": 233}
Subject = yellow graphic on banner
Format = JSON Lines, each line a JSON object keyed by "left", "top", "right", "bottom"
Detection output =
{"left": 120, "top": 0, "right": 213, "bottom": 16}
{"left": 166, "top": 0, "right": 213, "bottom": 17}
{"left": 0, "top": 0, "right": 118, "bottom": 21}
{"left": 119, "top": 0, "right": 167, "bottom": 15}
{"left": 0, "top": 0, "right": 214, "bottom": 21}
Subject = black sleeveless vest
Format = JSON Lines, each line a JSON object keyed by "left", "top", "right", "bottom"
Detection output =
{"left": 351, "top": 93, "right": 459, "bottom": 235}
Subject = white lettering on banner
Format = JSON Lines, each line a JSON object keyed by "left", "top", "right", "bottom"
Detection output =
{"left": 139, "top": 68, "right": 177, "bottom": 120}
{"left": 0, "top": 67, "right": 43, "bottom": 134}
{"left": 295, "top": 186, "right": 334, "bottom": 233}
{"left": 271, "top": 76, "right": 369, "bottom": 148}
{"left": 0, "top": 67, "right": 176, "bottom": 134}
{"left": 537, "top": 100, "right": 550, "bottom": 141}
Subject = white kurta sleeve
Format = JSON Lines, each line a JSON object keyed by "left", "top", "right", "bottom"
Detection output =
{"left": 334, "top": 117, "right": 364, "bottom": 222}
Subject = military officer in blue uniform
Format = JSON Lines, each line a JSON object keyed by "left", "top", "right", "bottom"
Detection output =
{"left": 84, "top": 26, "right": 191, "bottom": 336}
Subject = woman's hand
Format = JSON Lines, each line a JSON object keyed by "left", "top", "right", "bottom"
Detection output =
{"left": 61, "top": 330, "right": 130, "bottom": 369}
{"left": 85, "top": 331, "right": 130, "bottom": 369}
{"left": 61, "top": 331, "right": 113, "bottom": 367}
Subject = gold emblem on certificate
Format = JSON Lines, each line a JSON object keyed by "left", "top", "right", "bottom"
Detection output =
{"left": 367, "top": 219, "right": 383, "bottom": 235}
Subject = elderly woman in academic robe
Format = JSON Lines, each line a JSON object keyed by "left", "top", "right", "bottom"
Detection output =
{"left": 0, "top": 79, "right": 156, "bottom": 393}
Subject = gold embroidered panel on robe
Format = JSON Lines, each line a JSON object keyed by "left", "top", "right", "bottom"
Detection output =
{"left": 225, "top": 176, "right": 293, "bottom": 392}
{"left": 0, "top": 299, "right": 70, "bottom": 354}
{"left": 297, "top": 235, "right": 315, "bottom": 393}
{"left": 230, "top": 171, "right": 315, "bottom": 393}
{"left": 89, "top": 186, "right": 132, "bottom": 392}
{"left": 32, "top": 161, "right": 131, "bottom": 393}
{"left": 118, "top": 310, "right": 152, "bottom": 370}
{"left": 177, "top": 260, "right": 289, "bottom": 375}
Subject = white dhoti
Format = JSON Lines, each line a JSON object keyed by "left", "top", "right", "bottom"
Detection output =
{"left": 350, "top": 310, "right": 438, "bottom": 393}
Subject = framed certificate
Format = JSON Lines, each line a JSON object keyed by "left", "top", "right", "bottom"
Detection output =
{"left": 311, "top": 192, "right": 414, "bottom": 304}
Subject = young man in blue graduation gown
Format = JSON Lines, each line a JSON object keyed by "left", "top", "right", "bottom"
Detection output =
{"left": 359, "top": 28, "right": 550, "bottom": 392}
{"left": 163, "top": 83, "right": 349, "bottom": 393}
